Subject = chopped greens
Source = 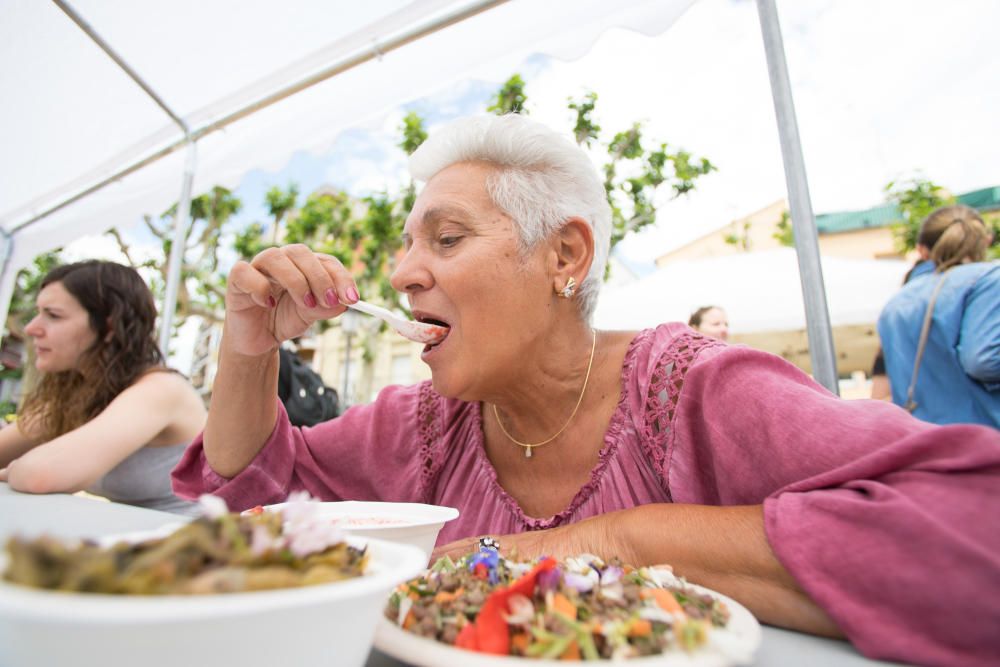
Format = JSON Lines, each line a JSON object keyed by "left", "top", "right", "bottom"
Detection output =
{"left": 3, "top": 495, "right": 367, "bottom": 595}
{"left": 384, "top": 552, "right": 730, "bottom": 660}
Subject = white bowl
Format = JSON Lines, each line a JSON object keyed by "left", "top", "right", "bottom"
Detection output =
{"left": 262, "top": 500, "right": 459, "bottom": 558}
{"left": 0, "top": 534, "right": 426, "bottom": 667}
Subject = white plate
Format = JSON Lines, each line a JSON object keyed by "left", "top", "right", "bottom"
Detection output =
{"left": 259, "top": 500, "right": 459, "bottom": 558}
{"left": 374, "top": 581, "right": 761, "bottom": 667}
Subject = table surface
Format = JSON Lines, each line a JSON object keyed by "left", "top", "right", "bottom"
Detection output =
{"left": 0, "top": 483, "right": 903, "bottom": 667}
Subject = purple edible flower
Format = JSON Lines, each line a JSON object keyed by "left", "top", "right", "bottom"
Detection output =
{"left": 537, "top": 566, "right": 562, "bottom": 593}
{"left": 564, "top": 571, "right": 596, "bottom": 593}
{"left": 600, "top": 565, "right": 624, "bottom": 586}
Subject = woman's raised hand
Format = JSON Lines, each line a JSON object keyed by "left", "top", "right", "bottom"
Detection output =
{"left": 225, "top": 245, "right": 359, "bottom": 356}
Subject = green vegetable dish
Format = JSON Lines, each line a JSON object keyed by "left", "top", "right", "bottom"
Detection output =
{"left": 3, "top": 495, "right": 367, "bottom": 595}
{"left": 385, "top": 547, "right": 731, "bottom": 660}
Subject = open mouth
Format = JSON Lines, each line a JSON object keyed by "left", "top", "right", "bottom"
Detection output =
{"left": 414, "top": 313, "right": 451, "bottom": 352}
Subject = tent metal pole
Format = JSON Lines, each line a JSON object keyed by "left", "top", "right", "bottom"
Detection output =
{"left": 158, "top": 142, "right": 197, "bottom": 359}
{"left": 755, "top": 0, "right": 839, "bottom": 395}
{"left": 52, "top": 0, "right": 189, "bottom": 134}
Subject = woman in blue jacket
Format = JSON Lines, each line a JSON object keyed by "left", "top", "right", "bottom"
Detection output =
{"left": 878, "top": 204, "right": 998, "bottom": 427}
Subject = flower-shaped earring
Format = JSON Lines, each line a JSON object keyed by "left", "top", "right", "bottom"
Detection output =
{"left": 558, "top": 276, "right": 577, "bottom": 299}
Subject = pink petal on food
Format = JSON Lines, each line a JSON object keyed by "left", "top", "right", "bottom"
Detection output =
{"left": 198, "top": 494, "right": 229, "bottom": 519}
{"left": 250, "top": 523, "right": 280, "bottom": 556}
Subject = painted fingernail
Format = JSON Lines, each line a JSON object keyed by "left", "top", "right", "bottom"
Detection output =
{"left": 325, "top": 288, "right": 339, "bottom": 307}
{"left": 267, "top": 295, "right": 277, "bottom": 308}
{"left": 304, "top": 292, "right": 317, "bottom": 308}
{"left": 347, "top": 286, "right": 360, "bottom": 303}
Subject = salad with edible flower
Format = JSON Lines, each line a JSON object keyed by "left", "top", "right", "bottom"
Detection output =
{"left": 385, "top": 545, "right": 730, "bottom": 661}
{"left": 4, "top": 493, "right": 366, "bottom": 595}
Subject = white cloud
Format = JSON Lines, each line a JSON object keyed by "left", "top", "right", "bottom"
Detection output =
{"left": 61, "top": 233, "right": 131, "bottom": 264}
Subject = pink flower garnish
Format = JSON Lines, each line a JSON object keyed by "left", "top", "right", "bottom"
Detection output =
{"left": 198, "top": 494, "right": 228, "bottom": 519}
{"left": 250, "top": 523, "right": 281, "bottom": 556}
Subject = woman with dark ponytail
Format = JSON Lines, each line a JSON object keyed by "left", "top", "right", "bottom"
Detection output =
{"left": 877, "top": 205, "right": 998, "bottom": 427}
{"left": 0, "top": 260, "right": 206, "bottom": 514}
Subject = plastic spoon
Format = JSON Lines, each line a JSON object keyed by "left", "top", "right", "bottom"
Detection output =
{"left": 346, "top": 299, "right": 449, "bottom": 345}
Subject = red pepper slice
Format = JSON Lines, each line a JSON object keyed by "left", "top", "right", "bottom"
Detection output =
{"left": 454, "top": 557, "right": 557, "bottom": 655}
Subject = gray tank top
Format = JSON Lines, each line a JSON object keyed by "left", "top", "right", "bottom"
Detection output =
{"left": 85, "top": 443, "right": 198, "bottom": 516}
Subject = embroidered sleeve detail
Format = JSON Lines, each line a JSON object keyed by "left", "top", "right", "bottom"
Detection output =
{"left": 642, "top": 332, "right": 720, "bottom": 488}
{"left": 417, "top": 381, "right": 443, "bottom": 502}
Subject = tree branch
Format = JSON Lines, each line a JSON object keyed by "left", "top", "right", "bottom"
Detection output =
{"left": 143, "top": 214, "right": 166, "bottom": 240}
{"left": 185, "top": 302, "right": 225, "bottom": 324}
{"left": 105, "top": 228, "right": 137, "bottom": 267}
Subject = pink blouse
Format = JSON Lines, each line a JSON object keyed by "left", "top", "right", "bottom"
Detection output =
{"left": 173, "top": 324, "right": 1000, "bottom": 667}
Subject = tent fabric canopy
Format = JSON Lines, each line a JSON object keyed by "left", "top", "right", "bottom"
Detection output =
{"left": 594, "top": 248, "right": 909, "bottom": 334}
{"left": 0, "top": 0, "right": 695, "bottom": 283}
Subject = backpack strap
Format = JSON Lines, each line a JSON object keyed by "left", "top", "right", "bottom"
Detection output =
{"left": 903, "top": 271, "right": 950, "bottom": 413}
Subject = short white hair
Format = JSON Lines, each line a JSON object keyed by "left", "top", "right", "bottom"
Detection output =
{"left": 409, "top": 114, "right": 612, "bottom": 322}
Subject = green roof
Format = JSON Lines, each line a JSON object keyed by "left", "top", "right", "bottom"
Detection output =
{"left": 815, "top": 204, "right": 900, "bottom": 234}
{"left": 956, "top": 186, "right": 1000, "bottom": 211}
{"left": 815, "top": 185, "right": 1000, "bottom": 234}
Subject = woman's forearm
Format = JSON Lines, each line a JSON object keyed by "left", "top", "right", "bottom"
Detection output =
{"left": 4, "top": 450, "right": 86, "bottom": 494}
{"left": 0, "top": 421, "right": 39, "bottom": 469}
{"left": 435, "top": 503, "right": 843, "bottom": 638}
{"left": 203, "top": 330, "right": 280, "bottom": 478}
{"left": 618, "top": 504, "right": 842, "bottom": 638}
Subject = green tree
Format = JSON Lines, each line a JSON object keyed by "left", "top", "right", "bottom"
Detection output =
{"left": 985, "top": 211, "right": 1000, "bottom": 260}
{"left": 488, "top": 76, "right": 715, "bottom": 259}
{"left": 398, "top": 111, "right": 428, "bottom": 155}
{"left": 724, "top": 221, "right": 753, "bottom": 251}
{"left": 884, "top": 176, "right": 955, "bottom": 254}
{"left": 884, "top": 176, "right": 999, "bottom": 259}
{"left": 265, "top": 183, "right": 299, "bottom": 244}
{"left": 5, "top": 251, "right": 62, "bottom": 339}
{"left": 112, "top": 185, "right": 243, "bottom": 328}
{"left": 2, "top": 251, "right": 63, "bottom": 406}
{"left": 772, "top": 210, "right": 794, "bottom": 247}
{"left": 487, "top": 74, "right": 528, "bottom": 115}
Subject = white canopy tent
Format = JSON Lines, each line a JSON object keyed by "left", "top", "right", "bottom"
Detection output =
{"left": 0, "top": 0, "right": 838, "bottom": 390}
{"left": 594, "top": 249, "right": 909, "bottom": 334}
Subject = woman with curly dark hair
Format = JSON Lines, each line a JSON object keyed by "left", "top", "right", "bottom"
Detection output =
{"left": 0, "top": 260, "right": 206, "bottom": 514}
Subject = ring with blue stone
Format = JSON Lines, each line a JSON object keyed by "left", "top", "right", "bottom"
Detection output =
{"left": 478, "top": 536, "right": 500, "bottom": 553}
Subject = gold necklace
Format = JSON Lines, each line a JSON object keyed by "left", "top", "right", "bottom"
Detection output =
{"left": 493, "top": 330, "right": 597, "bottom": 459}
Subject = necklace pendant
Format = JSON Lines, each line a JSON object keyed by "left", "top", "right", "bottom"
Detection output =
{"left": 525, "top": 446, "right": 533, "bottom": 459}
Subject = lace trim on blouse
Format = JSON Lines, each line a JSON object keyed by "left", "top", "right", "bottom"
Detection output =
{"left": 417, "top": 381, "right": 442, "bottom": 503}
{"left": 640, "top": 332, "right": 719, "bottom": 496}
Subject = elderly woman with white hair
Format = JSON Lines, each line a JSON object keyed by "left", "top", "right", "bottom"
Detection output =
{"left": 174, "top": 114, "right": 1000, "bottom": 666}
